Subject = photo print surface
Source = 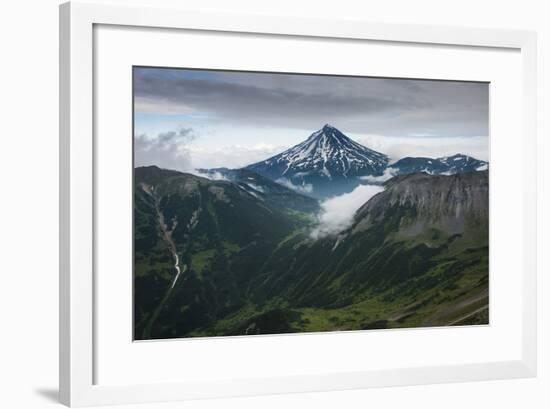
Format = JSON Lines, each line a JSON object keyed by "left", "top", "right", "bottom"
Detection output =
{"left": 133, "top": 66, "right": 489, "bottom": 340}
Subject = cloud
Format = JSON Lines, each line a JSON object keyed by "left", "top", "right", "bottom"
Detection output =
{"left": 275, "top": 178, "right": 313, "bottom": 194}
{"left": 134, "top": 127, "right": 197, "bottom": 171}
{"left": 133, "top": 68, "right": 489, "bottom": 171}
{"left": 191, "top": 170, "right": 229, "bottom": 181}
{"left": 359, "top": 168, "right": 397, "bottom": 184}
{"left": 134, "top": 67, "right": 489, "bottom": 138}
{"left": 134, "top": 96, "right": 194, "bottom": 115}
{"left": 134, "top": 70, "right": 399, "bottom": 126}
{"left": 310, "top": 184, "right": 384, "bottom": 239}
{"left": 188, "top": 143, "right": 287, "bottom": 169}
{"left": 135, "top": 125, "right": 289, "bottom": 171}
{"left": 354, "top": 134, "right": 489, "bottom": 162}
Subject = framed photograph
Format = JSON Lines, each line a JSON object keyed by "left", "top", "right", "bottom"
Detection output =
{"left": 60, "top": 1, "right": 537, "bottom": 407}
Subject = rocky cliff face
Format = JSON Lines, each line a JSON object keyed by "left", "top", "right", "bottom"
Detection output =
{"left": 249, "top": 171, "right": 489, "bottom": 314}
{"left": 353, "top": 170, "right": 489, "bottom": 237}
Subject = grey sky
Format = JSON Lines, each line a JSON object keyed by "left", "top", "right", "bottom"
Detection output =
{"left": 134, "top": 67, "right": 489, "bottom": 170}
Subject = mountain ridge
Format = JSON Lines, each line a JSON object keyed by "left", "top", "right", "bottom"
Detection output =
{"left": 239, "top": 124, "right": 486, "bottom": 198}
{"left": 389, "top": 154, "right": 488, "bottom": 177}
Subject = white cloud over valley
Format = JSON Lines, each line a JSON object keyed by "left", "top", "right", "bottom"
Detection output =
{"left": 310, "top": 184, "right": 384, "bottom": 239}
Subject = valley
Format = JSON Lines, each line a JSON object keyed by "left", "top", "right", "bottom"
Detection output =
{"left": 131, "top": 61, "right": 491, "bottom": 341}
{"left": 134, "top": 126, "right": 489, "bottom": 340}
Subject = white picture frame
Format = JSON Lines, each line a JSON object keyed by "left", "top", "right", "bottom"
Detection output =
{"left": 59, "top": 1, "right": 537, "bottom": 407}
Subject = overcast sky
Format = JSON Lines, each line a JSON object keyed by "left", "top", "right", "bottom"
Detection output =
{"left": 134, "top": 67, "right": 489, "bottom": 171}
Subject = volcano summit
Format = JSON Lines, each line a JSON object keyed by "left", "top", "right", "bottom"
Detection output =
{"left": 246, "top": 124, "right": 389, "bottom": 198}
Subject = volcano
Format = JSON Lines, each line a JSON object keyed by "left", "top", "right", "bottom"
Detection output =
{"left": 246, "top": 124, "right": 388, "bottom": 198}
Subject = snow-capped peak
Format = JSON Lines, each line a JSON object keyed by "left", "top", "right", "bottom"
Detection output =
{"left": 437, "top": 154, "right": 488, "bottom": 172}
{"left": 390, "top": 153, "right": 488, "bottom": 177}
{"left": 246, "top": 125, "right": 388, "bottom": 189}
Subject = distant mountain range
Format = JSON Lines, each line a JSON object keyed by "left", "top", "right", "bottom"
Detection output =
{"left": 207, "top": 124, "right": 488, "bottom": 198}
{"left": 389, "top": 154, "right": 488, "bottom": 177}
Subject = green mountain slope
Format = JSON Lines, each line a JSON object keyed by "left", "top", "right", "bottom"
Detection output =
{"left": 134, "top": 166, "right": 319, "bottom": 339}
{"left": 134, "top": 166, "right": 489, "bottom": 339}
{"left": 244, "top": 171, "right": 488, "bottom": 333}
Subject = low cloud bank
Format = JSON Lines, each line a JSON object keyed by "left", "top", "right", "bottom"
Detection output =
{"left": 359, "top": 168, "right": 397, "bottom": 184}
{"left": 310, "top": 184, "right": 384, "bottom": 239}
{"left": 135, "top": 128, "right": 197, "bottom": 172}
{"left": 276, "top": 178, "right": 313, "bottom": 194}
{"left": 196, "top": 170, "right": 229, "bottom": 181}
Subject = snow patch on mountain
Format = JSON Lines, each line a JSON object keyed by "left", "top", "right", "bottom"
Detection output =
{"left": 389, "top": 154, "right": 488, "bottom": 177}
